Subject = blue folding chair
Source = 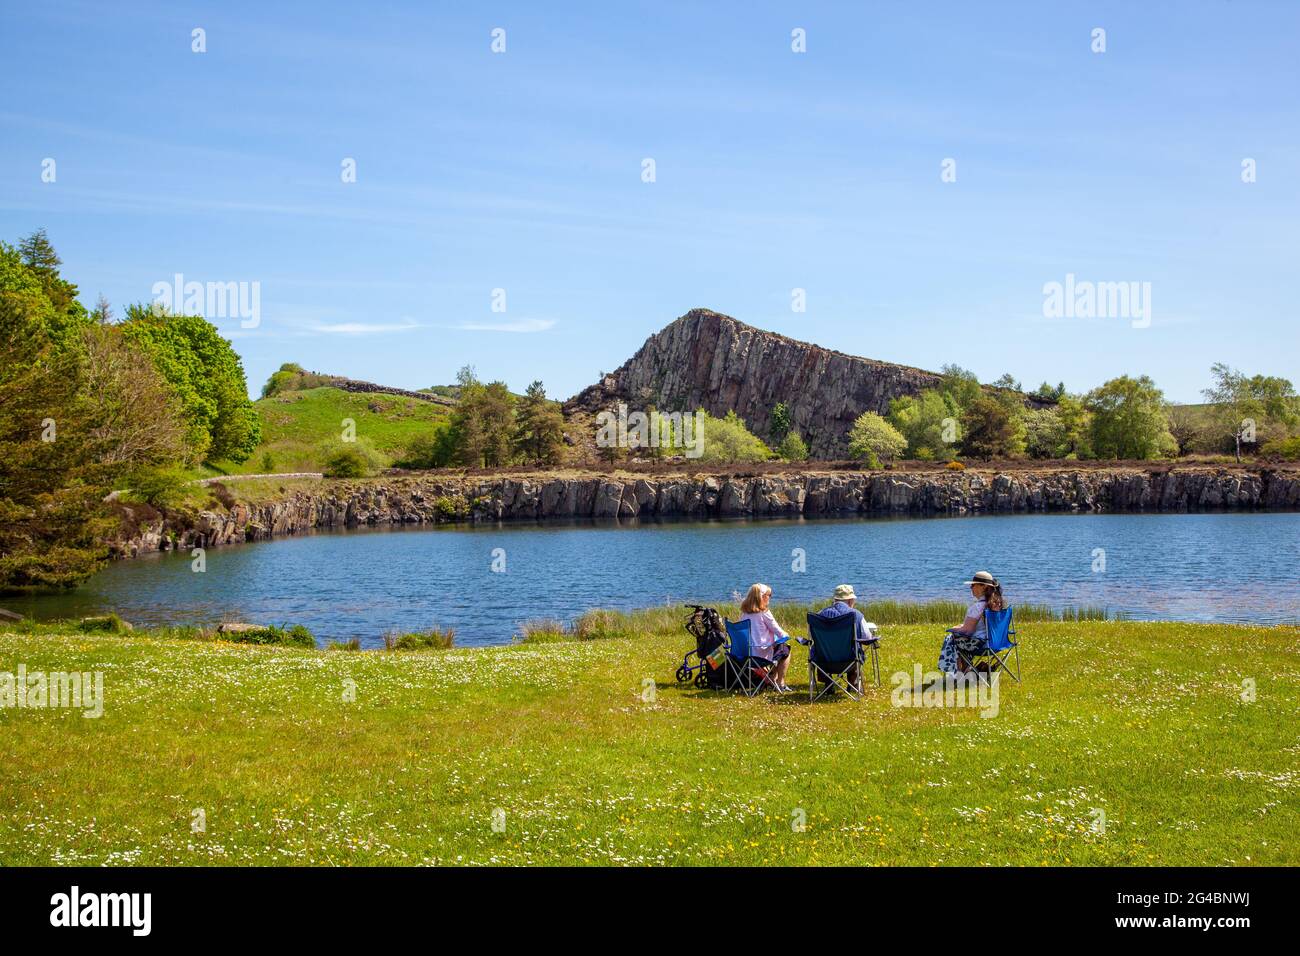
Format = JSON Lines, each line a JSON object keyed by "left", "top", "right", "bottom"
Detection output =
{"left": 806, "top": 612, "right": 871, "bottom": 701}
{"left": 723, "top": 618, "right": 781, "bottom": 696}
{"left": 955, "top": 606, "right": 1020, "bottom": 685}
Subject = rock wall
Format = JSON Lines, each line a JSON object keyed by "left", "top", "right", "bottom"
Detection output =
{"left": 113, "top": 467, "right": 1300, "bottom": 558}
{"left": 564, "top": 308, "right": 1048, "bottom": 459}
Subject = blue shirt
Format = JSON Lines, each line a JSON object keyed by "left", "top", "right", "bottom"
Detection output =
{"left": 817, "top": 601, "right": 875, "bottom": 643}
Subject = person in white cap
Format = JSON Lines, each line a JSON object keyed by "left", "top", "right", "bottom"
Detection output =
{"left": 937, "top": 571, "right": 1005, "bottom": 674}
{"left": 811, "top": 584, "right": 877, "bottom": 690}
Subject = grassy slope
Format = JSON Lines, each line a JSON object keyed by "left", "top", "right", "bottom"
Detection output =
{"left": 2, "top": 615, "right": 1295, "bottom": 866}
{"left": 205, "top": 386, "right": 451, "bottom": 476}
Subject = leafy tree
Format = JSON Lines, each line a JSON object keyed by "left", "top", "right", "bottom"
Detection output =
{"left": 848, "top": 412, "right": 907, "bottom": 467}
{"left": 1055, "top": 395, "right": 1093, "bottom": 458}
{"left": 1023, "top": 407, "right": 1063, "bottom": 460}
{"left": 1202, "top": 363, "right": 1299, "bottom": 461}
{"left": 17, "top": 229, "right": 86, "bottom": 323}
{"left": 0, "top": 238, "right": 185, "bottom": 590}
{"left": 991, "top": 373, "right": 1022, "bottom": 392}
{"left": 777, "top": 430, "right": 809, "bottom": 461}
{"left": 1165, "top": 404, "right": 1211, "bottom": 457}
{"left": 698, "top": 410, "right": 773, "bottom": 463}
{"left": 396, "top": 421, "right": 456, "bottom": 469}
{"left": 887, "top": 389, "right": 961, "bottom": 460}
{"left": 513, "top": 381, "right": 566, "bottom": 465}
{"left": 960, "top": 394, "right": 1019, "bottom": 459}
{"left": 938, "top": 364, "right": 982, "bottom": 409}
{"left": 770, "top": 402, "right": 791, "bottom": 443}
{"left": 1024, "top": 397, "right": 1092, "bottom": 459}
{"left": 121, "top": 305, "right": 261, "bottom": 462}
{"left": 1033, "top": 381, "right": 1067, "bottom": 402}
{"left": 1086, "top": 375, "right": 1176, "bottom": 460}
{"left": 448, "top": 367, "right": 516, "bottom": 467}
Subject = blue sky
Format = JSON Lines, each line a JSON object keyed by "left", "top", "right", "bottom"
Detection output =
{"left": 2, "top": 0, "right": 1297, "bottom": 403}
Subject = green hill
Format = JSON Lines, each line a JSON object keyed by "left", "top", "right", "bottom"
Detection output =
{"left": 206, "top": 386, "right": 452, "bottom": 476}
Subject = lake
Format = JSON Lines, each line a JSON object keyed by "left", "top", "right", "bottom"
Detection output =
{"left": 8, "top": 513, "right": 1299, "bottom": 646}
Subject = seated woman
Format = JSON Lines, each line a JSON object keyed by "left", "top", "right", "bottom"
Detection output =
{"left": 739, "top": 583, "right": 793, "bottom": 692}
{"left": 937, "top": 571, "right": 1004, "bottom": 675}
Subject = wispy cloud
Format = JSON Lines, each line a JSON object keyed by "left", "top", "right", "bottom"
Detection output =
{"left": 308, "top": 320, "right": 421, "bottom": 335}
{"left": 454, "top": 318, "right": 556, "bottom": 333}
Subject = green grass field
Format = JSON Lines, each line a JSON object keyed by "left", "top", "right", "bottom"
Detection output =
{"left": 205, "top": 386, "right": 450, "bottom": 476}
{"left": 1, "top": 611, "right": 1295, "bottom": 866}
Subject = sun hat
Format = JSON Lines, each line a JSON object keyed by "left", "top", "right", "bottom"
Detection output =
{"left": 964, "top": 571, "right": 997, "bottom": 586}
{"left": 832, "top": 584, "right": 857, "bottom": 601}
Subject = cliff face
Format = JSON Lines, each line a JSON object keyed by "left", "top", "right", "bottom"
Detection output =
{"left": 114, "top": 468, "right": 1300, "bottom": 558}
{"left": 564, "top": 308, "right": 1039, "bottom": 459}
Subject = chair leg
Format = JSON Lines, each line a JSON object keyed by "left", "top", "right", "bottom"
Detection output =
{"left": 809, "top": 662, "right": 815, "bottom": 703}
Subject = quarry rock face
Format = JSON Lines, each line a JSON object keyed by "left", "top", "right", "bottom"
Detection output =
{"left": 564, "top": 308, "right": 1030, "bottom": 459}
{"left": 112, "top": 467, "right": 1300, "bottom": 558}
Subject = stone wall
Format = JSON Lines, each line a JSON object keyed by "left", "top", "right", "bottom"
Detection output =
{"left": 112, "top": 467, "right": 1300, "bottom": 558}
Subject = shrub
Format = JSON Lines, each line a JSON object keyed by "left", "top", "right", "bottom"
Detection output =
{"left": 777, "top": 430, "right": 809, "bottom": 462}
{"left": 321, "top": 438, "right": 384, "bottom": 478}
{"left": 328, "top": 637, "right": 362, "bottom": 651}
{"left": 225, "top": 624, "right": 316, "bottom": 648}
{"left": 434, "top": 496, "right": 468, "bottom": 521}
{"left": 698, "top": 410, "right": 773, "bottom": 463}
{"left": 76, "top": 613, "right": 131, "bottom": 634}
{"left": 848, "top": 412, "right": 907, "bottom": 465}
{"left": 395, "top": 423, "right": 455, "bottom": 469}
{"left": 1261, "top": 436, "right": 1300, "bottom": 460}
{"left": 945, "top": 460, "right": 966, "bottom": 471}
{"left": 516, "top": 618, "right": 572, "bottom": 643}
{"left": 383, "top": 627, "right": 454, "bottom": 650}
{"left": 127, "top": 465, "right": 191, "bottom": 509}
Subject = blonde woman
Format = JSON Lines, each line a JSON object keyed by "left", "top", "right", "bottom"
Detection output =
{"left": 739, "top": 583, "right": 793, "bottom": 692}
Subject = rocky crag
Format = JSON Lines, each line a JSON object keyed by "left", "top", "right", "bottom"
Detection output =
{"left": 564, "top": 308, "right": 1049, "bottom": 459}
{"left": 114, "top": 467, "right": 1300, "bottom": 558}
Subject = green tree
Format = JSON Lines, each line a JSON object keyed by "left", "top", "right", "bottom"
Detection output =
{"left": 777, "top": 430, "right": 809, "bottom": 461}
{"left": 448, "top": 367, "right": 516, "bottom": 467}
{"left": 1202, "top": 363, "right": 1299, "bottom": 461}
{"left": 18, "top": 229, "right": 86, "bottom": 323}
{"left": 1165, "top": 403, "right": 1211, "bottom": 457}
{"left": 960, "top": 394, "right": 1019, "bottom": 459}
{"left": 887, "top": 389, "right": 961, "bottom": 460}
{"left": 938, "top": 364, "right": 982, "bottom": 409}
{"left": 513, "top": 380, "right": 566, "bottom": 465}
{"left": 770, "top": 402, "right": 791, "bottom": 443}
{"left": 1086, "top": 375, "right": 1176, "bottom": 460}
{"left": 0, "top": 239, "right": 185, "bottom": 590}
{"left": 1034, "top": 381, "right": 1067, "bottom": 402}
{"left": 698, "top": 410, "right": 773, "bottom": 463}
{"left": 848, "top": 412, "right": 907, "bottom": 467}
{"left": 121, "top": 305, "right": 261, "bottom": 463}
{"left": 396, "top": 421, "right": 456, "bottom": 469}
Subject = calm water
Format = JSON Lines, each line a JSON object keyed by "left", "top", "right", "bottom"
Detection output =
{"left": 9, "top": 513, "right": 1299, "bottom": 646}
